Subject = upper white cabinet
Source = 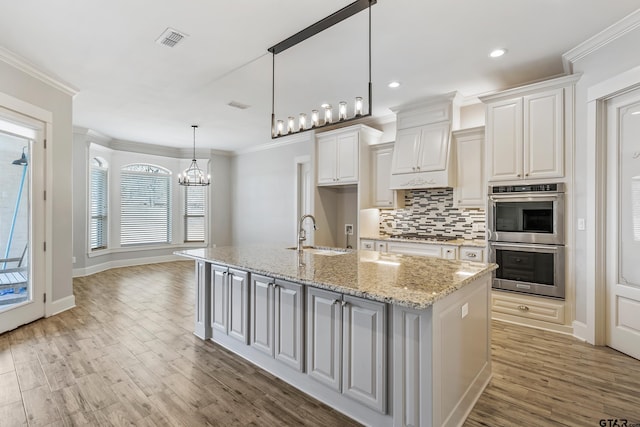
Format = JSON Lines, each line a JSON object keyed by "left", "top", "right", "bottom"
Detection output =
{"left": 453, "top": 127, "right": 485, "bottom": 208}
{"left": 370, "top": 143, "right": 404, "bottom": 209}
{"left": 316, "top": 125, "right": 382, "bottom": 186}
{"left": 481, "top": 75, "right": 580, "bottom": 183}
{"left": 389, "top": 92, "right": 460, "bottom": 190}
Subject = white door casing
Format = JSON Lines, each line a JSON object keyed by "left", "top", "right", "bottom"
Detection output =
{"left": 0, "top": 110, "right": 46, "bottom": 334}
{"left": 606, "top": 87, "right": 640, "bottom": 360}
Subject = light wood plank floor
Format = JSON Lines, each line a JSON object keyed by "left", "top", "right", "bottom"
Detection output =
{"left": 0, "top": 261, "right": 639, "bottom": 426}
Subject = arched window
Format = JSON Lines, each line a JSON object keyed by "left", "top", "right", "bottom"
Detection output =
{"left": 120, "top": 163, "right": 171, "bottom": 246}
{"left": 90, "top": 157, "right": 108, "bottom": 250}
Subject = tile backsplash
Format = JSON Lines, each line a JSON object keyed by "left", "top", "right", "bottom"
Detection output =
{"left": 379, "top": 188, "right": 486, "bottom": 240}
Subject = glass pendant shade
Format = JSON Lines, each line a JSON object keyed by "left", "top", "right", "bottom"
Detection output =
{"left": 178, "top": 125, "right": 210, "bottom": 186}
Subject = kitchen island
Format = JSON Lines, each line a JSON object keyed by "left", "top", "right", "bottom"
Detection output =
{"left": 176, "top": 246, "right": 497, "bottom": 427}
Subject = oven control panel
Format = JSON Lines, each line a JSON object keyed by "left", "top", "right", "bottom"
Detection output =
{"left": 491, "top": 183, "right": 563, "bottom": 193}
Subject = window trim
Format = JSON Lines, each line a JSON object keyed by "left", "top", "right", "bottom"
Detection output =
{"left": 89, "top": 157, "right": 109, "bottom": 252}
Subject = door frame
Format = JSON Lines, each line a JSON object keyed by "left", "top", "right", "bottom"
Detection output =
{"left": 585, "top": 65, "right": 640, "bottom": 345}
{"left": 0, "top": 91, "right": 53, "bottom": 321}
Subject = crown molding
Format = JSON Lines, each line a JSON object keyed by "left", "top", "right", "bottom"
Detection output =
{"left": 478, "top": 73, "right": 582, "bottom": 104}
{"left": 562, "top": 8, "right": 640, "bottom": 73}
{"left": 0, "top": 46, "right": 79, "bottom": 96}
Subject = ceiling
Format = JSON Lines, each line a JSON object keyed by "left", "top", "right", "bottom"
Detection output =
{"left": 1, "top": 1, "right": 638, "bottom": 152}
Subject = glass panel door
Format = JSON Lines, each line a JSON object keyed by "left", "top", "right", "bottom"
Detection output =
{"left": 0, "top": 132, "right": 30, "bottom": 310}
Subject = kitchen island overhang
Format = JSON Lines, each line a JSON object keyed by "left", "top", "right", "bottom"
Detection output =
{"left": 176, "top": 246, "right": 497, "bottom": 427}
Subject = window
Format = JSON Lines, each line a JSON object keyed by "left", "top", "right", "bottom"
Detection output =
{"left": 90, "top": 157, "right": 108, "bottom": 250}
{"left": 120, "top": 164, "right": 171, "bottom": 246}
{"left": 184, "top": 185, "right": 206, "bottom": 242}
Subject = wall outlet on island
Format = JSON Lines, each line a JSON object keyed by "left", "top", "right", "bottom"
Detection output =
{"left": 345, "top": 224, "right": 354, "bottom": 235}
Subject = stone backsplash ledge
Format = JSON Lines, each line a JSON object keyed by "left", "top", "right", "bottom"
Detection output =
{"left": 379, "top": 188, "right": 486, "bottom": 240}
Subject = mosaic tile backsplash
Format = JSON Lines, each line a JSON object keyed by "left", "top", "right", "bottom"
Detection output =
{"left": 379, "top": 188, "right": 486, "bottom": 240}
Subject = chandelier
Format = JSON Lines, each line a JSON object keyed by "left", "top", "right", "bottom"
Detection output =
{"left": 178, "top": 125, "right": 210, "bottom": 186}
{"left": 269, "top": 0, "right": 376, "bottom": 138}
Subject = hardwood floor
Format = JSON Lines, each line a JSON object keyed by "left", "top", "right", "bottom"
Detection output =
{"left": 1, "top": 261, "right": 639, "bottom": 426}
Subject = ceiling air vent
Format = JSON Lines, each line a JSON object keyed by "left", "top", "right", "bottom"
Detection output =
{"left": 228, "top": 101, "right": 251, "bottom": 110}
{"left": 156, "top": 27, "right": 188, "bottom": 48}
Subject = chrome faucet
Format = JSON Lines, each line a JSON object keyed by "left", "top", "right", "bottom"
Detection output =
{"left": 297, "top": 214, "right": 317, "bottom": 252}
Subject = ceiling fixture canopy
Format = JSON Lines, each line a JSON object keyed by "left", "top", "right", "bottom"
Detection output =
{"left": 178, "top": 125, "right": 210, "bottom": 186}
{"left": 269, "top": 0, "right": 376, "bottom": 139}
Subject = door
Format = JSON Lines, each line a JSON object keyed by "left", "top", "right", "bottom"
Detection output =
{"left": 417, "top": 122, "right": 450, "bottom": 172}
{"left": 211, "top": 264, "right": 228, "bottom": 334}
{"left": 306, "top": 287, "right": 342, "bottom": 391}
{"left": 274, "top": 279, "right": 304, "bottom": 371}
{"left": 606, "top": 87, "right": 640, "bottom": 359}
{"left": 250, "top": 274, "right": 274, "bottom": 356}
{"left": 391, "top": 128, "right": 420, "bottom": 174}
{"left": 342, "top": 295, "right": 387, "bottom": 413}
{"left": 524, "top": 88, "right": 564, "bottom": 179}
{"left": 0, "top": 113, "right": 45, "bottom": 334}
{"left": 487, "top": 98, "right": 523, "bottom": 181}
{"left": 228, "top": 268, "right": 249, "bottom": 344}
{"left": 335, "top": 133, "right": 358, "bottom": 183}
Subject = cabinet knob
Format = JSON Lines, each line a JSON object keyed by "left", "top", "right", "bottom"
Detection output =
{"left": 416, "top": 166, "right": 420, "bottom": 171}
{"left": 388, "top": 201, "right": 392, "bottom": 205}
{"left": 517, "top": 174, "right": 521, "bottom": 177}
{"left": 412, "top": 167, "right": 416, "bottom": 171}
{"left": 517, "top": 305, "right": 530, "bottom": 312}
{"left": 525, "top": 173, "right": 529, "bottom": 176}
{"left": 467, "top": 253, "right": 477, "bottom": 258}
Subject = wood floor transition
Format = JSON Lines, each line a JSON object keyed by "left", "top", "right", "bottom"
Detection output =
{"left": 1, "top": 261, "right": 639, "bottom": 426}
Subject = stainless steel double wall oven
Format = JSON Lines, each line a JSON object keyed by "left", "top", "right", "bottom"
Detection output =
{"left": 488, "top": 183, "right": 565, "bottom": 299}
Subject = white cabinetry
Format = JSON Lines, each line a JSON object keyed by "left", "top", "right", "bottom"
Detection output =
{"left": 453, "top": 127, "right": 485, "bottom": 208}
{"left": 360, "top": 239, "right": 374, "bottom": 250}
{"left": 387, "top": 241, "right": 458, "bottom": 259}
{"left": 251, "top": 274, "right": 304, "bottom": 371}
{"left": 460, "top": 246, "right": 485, "bottom": 262}
{"left": 306, "top": 287, "right": 387, "bottom": 413}
{"left": 371, "top": 143, "right": 403, "bottom": 208}
{"left": 492, "top": 291, "right": 565, "bottom": 325}
{"left": 211, "top": 264, "right": 249, "bottom": 344}
{"left": 317, "top": 131, "right": 359, "bottom": 185}
{"left": 392, "top": 122, "right": 450, "bottom": 175}
{"left": 482, "top": 75, "right": 579, "bottom": 183}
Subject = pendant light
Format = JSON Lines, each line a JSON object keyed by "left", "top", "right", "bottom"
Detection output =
{"left": 178, "top": 125, "right": 210, "bottom": 186}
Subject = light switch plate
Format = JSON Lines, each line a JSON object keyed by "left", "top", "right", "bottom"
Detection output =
{"left": 461, "top": 303, "right": 469, "bottom": 318}
{"left": 577, "top": 218, "right": 585, "bottom": 230}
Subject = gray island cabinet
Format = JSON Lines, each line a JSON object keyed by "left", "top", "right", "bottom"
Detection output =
{"left": 177, "top": 246, "right": 497, "bottom": 427}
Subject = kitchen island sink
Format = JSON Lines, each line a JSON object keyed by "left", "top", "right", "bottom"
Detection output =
{"left": 176, "top": 245, "right": 497, "bottom": 427}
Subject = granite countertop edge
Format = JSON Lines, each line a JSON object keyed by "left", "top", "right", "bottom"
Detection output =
{"left": 176, "top": 247, "right": 497, "bottom": 310}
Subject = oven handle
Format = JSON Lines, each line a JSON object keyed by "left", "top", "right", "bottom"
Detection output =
{"left": 489, "top": 242, "right": 563, "bottom": 252}
{"left": 489, "top": 194, "right": 563, "bottom": 202}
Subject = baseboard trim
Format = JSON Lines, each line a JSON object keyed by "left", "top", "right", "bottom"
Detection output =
{"left": 73, "top": 254, "right": 185, "bottom": 277}
{"left": 572, "top": 320, "right": 588, "bottom": 342}
{"left": 46, "top": 294, "right": 76, "bottom": 317}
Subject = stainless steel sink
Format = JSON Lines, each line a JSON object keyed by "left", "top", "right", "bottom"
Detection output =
{"left": 287, "top": 246, "right": 348, "bottom": 256}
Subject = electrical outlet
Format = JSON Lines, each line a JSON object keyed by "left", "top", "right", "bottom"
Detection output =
{"left": 577, "top": 218, "right": 585, "bottom": 230}
{"left": 345, "top": 224, "right": 354, "bottom": 235}
{"left": 72, "top": 256, "right": 76, "bottom": 264}
{"left": 461, "top": 303, "right": 469, "bottom": 318}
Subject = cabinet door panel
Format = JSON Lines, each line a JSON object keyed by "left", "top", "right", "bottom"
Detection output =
{"left": 454, "top": 131, "right": 485, "bottom": 207}
{"left": 373, "top": 147, "right": 394, "bottom": 207}
{"left": 392, "top": 128, "right": 420, "bottom": 174}
{"left": 274, "top": 280, "right": 304, "bottom": 372}
{"left": 417, "top": 122, "right": 450, "bottom": 172}
{"left": 250, "top": 274, "right": 274, "bottom": 356}
{"left": 228, "top": 268, "right": 249, "bottom": 344}
{"left": 342, "top": 296, "right": 387, "bottom": 413}
{"left": 487, "top": 99, "right": 523, "bottom": 181}
{"left": 317, "top": 137, "right": 336, "bottom": 184}
{"left": 306, "top": 287, "right": 342, "bottom": 391}
{"left": 211, "top": 264, "right": 228, "bottom": 334}
{"left": 336, "top": 133, "right": 359, "bottom": 183}
{"left": 524, "top": 88, "right": 564, "bottom": 179}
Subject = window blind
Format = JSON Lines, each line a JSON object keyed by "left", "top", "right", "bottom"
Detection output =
{"left": 90, "top": 167, "right": 108, "bottom": 250}
{"left": 120, "top": 166, "right": 171, "bottom": 246}
{"left": 185, "top": 185, "right": 205, "bottom": 242}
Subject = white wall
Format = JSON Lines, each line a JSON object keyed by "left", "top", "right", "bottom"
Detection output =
{"left": 571, "top": 21, "right": 640, "bottom": 326}
{"left": 231, "top": 134, "right": 313, "bottom": 246}
{"left": 0, "top": 59, "right": 73, "bottom": 304}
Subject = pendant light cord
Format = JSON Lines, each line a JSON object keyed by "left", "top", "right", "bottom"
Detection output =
{"left": 192, "top": 125, "right": 197, "bottom": 161}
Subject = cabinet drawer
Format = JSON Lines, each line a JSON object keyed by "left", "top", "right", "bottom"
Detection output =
{"left": 492, "top": 292, "right": 565, "bottom": 324}
{"left": 441, "top": 246, "right": 457, "bottom": 260}
{"left": 387, "top": 242, "right": 442, "bottom": 258}
{"left": 460, "top": 247, "right": 484, "bottom": 262}
{"left": 361, "top": 240, "right": 375, "bottom": 250}
{"left": 375, "top": 241, "right": 388, "bottom": 252}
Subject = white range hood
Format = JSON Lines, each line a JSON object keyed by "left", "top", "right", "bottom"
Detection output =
{"left": 389, "top": 92, "right": 461, "bottom": 189}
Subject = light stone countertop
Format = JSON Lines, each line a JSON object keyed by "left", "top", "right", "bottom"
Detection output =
{"left": 176, "top": 245, "right": 497, "bottom": 309}
{"left": 360, "top": 236, "right": 487, "bottom": 247}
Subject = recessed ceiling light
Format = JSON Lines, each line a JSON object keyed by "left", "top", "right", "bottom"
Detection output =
{"left": 489, "top": 48, "right": 507, "bottom": 58}
{"left": 388, "top": 81, "right": 401, "bottom": 88}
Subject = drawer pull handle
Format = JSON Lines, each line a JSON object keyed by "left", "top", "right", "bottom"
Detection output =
{"left": 517, "top": 305, "right": 530, "bottom": 311}
{"left": 467, "top": 253, "right": 476, "bottom": 258}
